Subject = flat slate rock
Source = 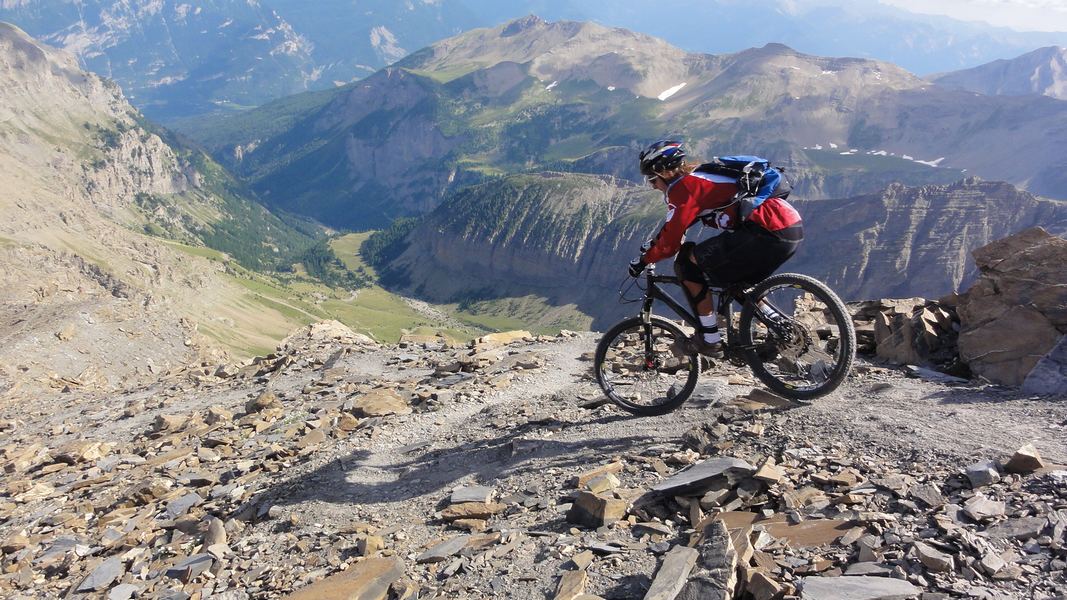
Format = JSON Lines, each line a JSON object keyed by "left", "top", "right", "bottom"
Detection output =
{"left": 166, "top": 492, "right": 204, "bottom": 520}
{"left": 77, "top": 556, "right": 124, "bottom": 592}
{"left": 108, "top": 584, "right": 140, "bottom": 600}
{"left": 650, "top": 457, "right": 755, "bottom": 496}
{"left": 451, "top": 486, "right": 494, "bottom": 504}
{"left": 283, "top": 557, "right": 405, "bottom": 600}
{"left": 165, "top": 554, "right": 214, "bottom": 582}
{"left": 984, "top": 517, "right": 1048, "bottom": 540}
{"left": 800, "top": 575, "right": 921, "bottom": 599}
{"left": 844, "top": 562, "right": 895, "bottom": 576}
{"left": 643, "top": 546, "right": 699, "bottom": 600}
{"left": 416, "top": 535, "right": 470, "bottom": 564}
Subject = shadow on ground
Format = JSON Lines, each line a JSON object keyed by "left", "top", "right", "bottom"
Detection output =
{"left": 261, "top": 412, "right": 656, "bottom": 508}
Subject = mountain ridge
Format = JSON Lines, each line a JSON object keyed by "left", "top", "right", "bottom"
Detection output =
{"left": 929, "top": 45, "right": 1067, "bottom": 100}
{"left": 197, "top": 16, "right": 1067, "bottom": 230}
{"left": 372, "top": 172, "right": 1067, "bottom": 328}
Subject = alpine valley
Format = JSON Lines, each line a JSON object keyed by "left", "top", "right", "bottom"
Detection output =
{"left": 0, "top": 22, "right": 500, "bottom": 398}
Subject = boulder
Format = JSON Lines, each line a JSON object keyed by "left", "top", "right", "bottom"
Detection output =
{"left": 281, "top": 320, "right": 377, "bottom": 351}
{"left": 351, "top": 390, "right": 411, "bottom": 417}
{"left": 957, "top": 228, "right": 1067, "bottom": 385}
{"left": 566, "top": 492, "right": 627, "bottom": 528}
{"left": 677, "top": 520, "right": 737, "bottom": 600}
{"left": 1005, "top": 444, "right": 1044, "bottom": 474}
{"left": 1022, "top": 335, "right": 1067, "bottom": 395}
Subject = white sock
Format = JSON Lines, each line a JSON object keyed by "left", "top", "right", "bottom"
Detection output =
{"left": 699, "top": 315, "right": 720, "bottom": 344}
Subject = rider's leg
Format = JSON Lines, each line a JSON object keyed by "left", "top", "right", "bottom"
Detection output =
{"left": 675, "top": 244, "right": 720, "bottom": 346}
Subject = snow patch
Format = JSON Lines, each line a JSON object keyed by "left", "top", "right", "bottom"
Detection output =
{"left": 219, "top": 19, "right": 233, "bottom": 29}
{"left": 914, "top": 157, "right": 946, "bottom": 167}
{"left": 658, "top": 82, "right": 687, "bottom": 101}
{"left": 545, "top": 81, "right": 558, "bottom": 91}
{"left": 607, "top": 86, "right": 616, "bottom": 91}
{"left": 829, "top": 142, "right": 838, "bottom": 149}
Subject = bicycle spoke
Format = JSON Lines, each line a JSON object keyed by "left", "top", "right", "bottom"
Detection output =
{"left": 594, "top": 317, "right": 700, "bottom": 415}
{"left": 742, "top": 279, "right": 854, "bottom": 396}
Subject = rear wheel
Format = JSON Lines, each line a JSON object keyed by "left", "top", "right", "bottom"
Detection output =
{"left": 738, "top": 273, "right": 855, "bottom": 401}
{"left": 594, "top": 316, "right": 700, "bottom": 416}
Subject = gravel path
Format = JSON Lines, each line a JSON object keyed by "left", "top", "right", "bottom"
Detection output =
{"left": 241, "top": 334, "right": 1067, "bottom": 598}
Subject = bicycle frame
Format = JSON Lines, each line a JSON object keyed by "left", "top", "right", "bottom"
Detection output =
{"left": 635, "top": 266, "right": 784, "bottom": 356}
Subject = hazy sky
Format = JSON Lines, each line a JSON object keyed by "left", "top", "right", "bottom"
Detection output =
{"left": 879, "top": 0, "right": 1067, "bottom": 32}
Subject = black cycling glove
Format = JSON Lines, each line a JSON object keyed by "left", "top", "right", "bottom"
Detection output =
{"left": 628, "top": 258, "right": 647, "bottom": 278}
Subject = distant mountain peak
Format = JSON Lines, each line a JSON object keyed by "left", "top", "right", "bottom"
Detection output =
{"left": 930, "top": 45, "right": 1067, "bottom": 100}
{"left": 501, "top": 14, "right": 545, "bottom": 37}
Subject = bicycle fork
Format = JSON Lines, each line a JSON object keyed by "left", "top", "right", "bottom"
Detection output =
{"left": 641, "top": 292, "right": 656, "bottom": 369}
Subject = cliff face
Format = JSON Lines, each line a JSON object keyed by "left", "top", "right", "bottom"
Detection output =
{"left": 384, "top": 173, "right": 660, "bottom": 325}
{"left": 381, "top": 175, "right": 1067, "bottom": 328}
{"left": 789, "top": 179, "right": 1067, "bottom": 301}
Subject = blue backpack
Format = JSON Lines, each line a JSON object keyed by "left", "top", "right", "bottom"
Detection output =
{"left": 694, "top": 155, "right": 791, "bottom": 221}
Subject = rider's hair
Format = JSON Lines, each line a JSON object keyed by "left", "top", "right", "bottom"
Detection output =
{"left": 656, "top": 161, "right": 697, "bottom": 181}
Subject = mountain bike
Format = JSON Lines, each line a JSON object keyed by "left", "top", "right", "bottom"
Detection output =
{"left": 594, "top": 266, "right": 856, "bottom": 415}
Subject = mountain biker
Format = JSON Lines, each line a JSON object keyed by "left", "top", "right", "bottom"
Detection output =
{"left": 628, "top": 140, "right": 804, "bottom": 357}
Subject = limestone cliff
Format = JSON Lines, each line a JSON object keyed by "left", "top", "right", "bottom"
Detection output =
{"left": 788, "top": 179, "right": 1067, "bottom": 301}
{"left": 380, "top": 174, "right": 1067, "bottom": 329}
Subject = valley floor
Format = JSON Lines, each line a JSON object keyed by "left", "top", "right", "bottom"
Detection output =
{"left": 1, "top": 331, "right": 1065, "bottom": 599}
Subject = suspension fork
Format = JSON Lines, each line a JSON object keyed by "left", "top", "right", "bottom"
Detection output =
{"left": 641, "top": 283, "right": 656, "bottom": 367}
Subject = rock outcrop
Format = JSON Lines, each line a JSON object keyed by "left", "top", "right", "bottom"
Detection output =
{"left": 957, "top": 227, "right": 1067, "bottom": 388}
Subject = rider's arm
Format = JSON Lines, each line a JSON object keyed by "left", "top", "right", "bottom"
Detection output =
{"left": 640, "top": 182, "right": 702, "bottom": 264}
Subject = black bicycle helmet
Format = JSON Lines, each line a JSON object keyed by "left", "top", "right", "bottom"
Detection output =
{"left": 639, "top": 140, "right": 686, "bottom": 176}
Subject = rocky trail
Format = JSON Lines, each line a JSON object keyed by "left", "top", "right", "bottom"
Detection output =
{"left": 1, "top": 321, "right": 1066, "bottom": 600}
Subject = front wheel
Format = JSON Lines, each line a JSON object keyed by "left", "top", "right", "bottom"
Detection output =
{"left": 739, "top": 273, "right": 856, "bottom": 401}
{"left": 594, "top": 316, "right": 701, "bottom": 416}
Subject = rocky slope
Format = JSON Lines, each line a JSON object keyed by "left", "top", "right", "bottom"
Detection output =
{"left": 374, "top": 173, "right": 1067, "bottom": 329}
{"left": 0, "top": 323, "right": 1064, "bottom": 599}
{"left": 930, "top": 46, "right": 1067, "bottom": 101}
{"left": 0, "top": 22, "right": 317, "bottom": 395}
{"left": 202, "top": 16, "right": 1067, "bottom": 230}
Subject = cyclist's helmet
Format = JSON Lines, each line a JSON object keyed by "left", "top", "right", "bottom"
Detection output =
{"left": 639, "top": 140, "right": 686, "bottom": 176}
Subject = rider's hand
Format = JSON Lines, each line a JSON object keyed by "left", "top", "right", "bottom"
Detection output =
{"left": 628, "top": 258, "right": 647, "bottom": 278}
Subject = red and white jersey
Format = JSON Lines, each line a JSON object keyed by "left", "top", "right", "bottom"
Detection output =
{"left": 640, "top": 171, "right": 802, "bottom": 264}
